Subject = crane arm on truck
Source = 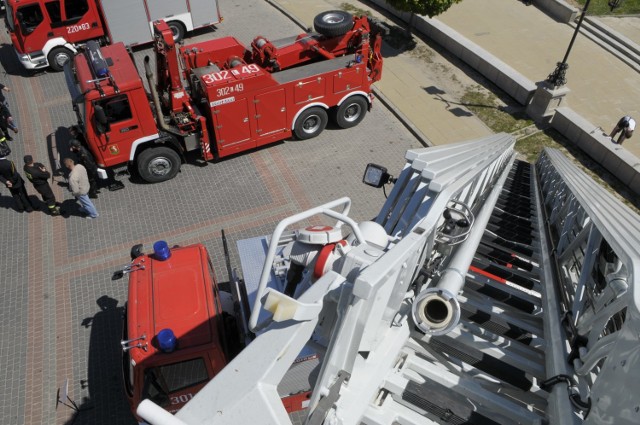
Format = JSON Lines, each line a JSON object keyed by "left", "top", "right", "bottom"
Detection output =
{"left": 153, "top": 21, "right": 189, "bottom": 115}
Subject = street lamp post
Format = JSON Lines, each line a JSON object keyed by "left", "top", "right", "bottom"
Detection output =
{"left": 546, "top": 0, "right": 592, "bottom": 87}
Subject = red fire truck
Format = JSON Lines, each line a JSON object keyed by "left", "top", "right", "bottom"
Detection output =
{"left": 64, "top": 11, "right": 386, "bottom": 183}
{"left": 118, "top": 239, "right": 316, "bottom": 419}
{"left": 4, "top": 0, "right": 221, "bottom": 71}
{"left": 119, "top": 241, "right": 243, "bottom": 419}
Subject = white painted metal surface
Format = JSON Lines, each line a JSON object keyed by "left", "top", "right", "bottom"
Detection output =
{"left": 138, "top": 136, "right": 640, "bottom": 425}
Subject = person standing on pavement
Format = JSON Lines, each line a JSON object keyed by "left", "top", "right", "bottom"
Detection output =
{"left": 69, "top": 139, "right": 99, "bottom": 198}
{"left": 609, "top": 115, "right": 635, "bottom": 145}
{"left": 64, "top": 157, "right": 98, "bottom": 219}
{"left": 0, "top": 84, "right": 18, "bottom": 141}
{"left": 0, "top": 104, "right": 18, "bottom": 141}
{"left": 23, "top": 155, "right": 61, "bottom": 216}
{"left": 0, "top": 83, "right": 11, "bottom": 105}
{"left": 0, "top": 155, "right": 34, "bottom": 212}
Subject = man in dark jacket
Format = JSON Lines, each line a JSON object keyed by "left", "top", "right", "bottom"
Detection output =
{"left": 0, "top": 84, "right": 18, "bottom": 141}
{"left": 69, "top": 139, "right": 99, "bottom": 198}
{"left": 0, "top": 155, "right": 34, "bottom": 212}
{"left": 0, "top": 104, "right": 18, "bottom": 141}
{"left": 23, "top": 155, "right": 61, "bottom": 216}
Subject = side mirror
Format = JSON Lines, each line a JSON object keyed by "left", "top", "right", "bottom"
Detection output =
{"left": 130, "top": 244, "right": 144, "bottom": 260}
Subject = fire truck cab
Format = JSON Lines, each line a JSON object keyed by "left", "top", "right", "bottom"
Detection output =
{"left": 65, "top": 11, "right": 386, "bottom": 183}
{"left": 5, "top": 0, "right": 221, "bottom": 71}
{"left": 120, "top": 242, "right": 235, "bottom": 419}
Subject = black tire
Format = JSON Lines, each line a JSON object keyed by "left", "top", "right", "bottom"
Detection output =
{"left": 48, "top": 47, "right": 73, "bottom": 72}
{"left": 167, "top": 21, "right": 186, "bottom": 43}
{"left": 137, "top": 146, "right": 181, "bottom": 183}
{"left": 334, "top": 96, "right": 368, "bottom": 129}
{"left": 313, "top": 10, "right": 353, "bottom": 38}
{"left": 294, "top": 107, "right": 328, "bottom": 140}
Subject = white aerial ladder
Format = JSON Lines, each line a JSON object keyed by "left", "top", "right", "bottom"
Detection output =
{"left": 137, "top": 133, "right": 640, "bottom": 425}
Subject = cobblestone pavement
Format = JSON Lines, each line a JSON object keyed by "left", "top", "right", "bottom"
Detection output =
{"left": 0, "top": 2, "right": 421, "bottom": 424}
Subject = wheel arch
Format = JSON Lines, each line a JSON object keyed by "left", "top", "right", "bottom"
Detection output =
{"left": 290, "top": 102, "right": 330, "bottom": 130}
{"left": 42, "top": 38, "right": 77, "bottom": 63}
{"left": 336, "top": 91, "right": 371, "bottom": 107}
{"left": 129, "top": 133, "right": 184, "bottom": 162}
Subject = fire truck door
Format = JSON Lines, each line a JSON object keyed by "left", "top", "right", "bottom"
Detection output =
{"left": 255, "top": 89, "right": 286, "bottom": 146}
{"left": 93, "top": 95, "right": 146, "bottom": 167}
{"left": 15, "top": 3, "right": 48, "bottom": 52}
{"left": 212, "top": 98, "right": 253, "bottom": 158}
{"left": 46, "top": 0, "right": 103, "bottom": 44}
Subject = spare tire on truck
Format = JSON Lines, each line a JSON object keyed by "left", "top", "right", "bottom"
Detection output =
{"left": 313, "top": 10, "right": 353, "bottom": 38}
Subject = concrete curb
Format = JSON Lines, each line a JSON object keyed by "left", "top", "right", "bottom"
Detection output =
{"left": 264, "top": 0, "right": 311, "bottom": 31}
{"left": 372, "top": 87, "right": 433, "bottom": 147}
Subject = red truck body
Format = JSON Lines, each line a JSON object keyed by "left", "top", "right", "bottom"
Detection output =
{"left": 121, "top": 243, "right": 230, "bottom": 418}
{"left": 65, "top": 11, "right": 386, "bottom": 183}
{"left": 120, "top": 240, "right": 317, "bottom": 419}
{"left": 5, "top": 0, "right": 221, "bottom": 71}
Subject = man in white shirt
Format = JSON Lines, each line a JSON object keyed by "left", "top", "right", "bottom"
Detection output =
{"left": 610, "top": 115, "right": 635, "bottom": 145}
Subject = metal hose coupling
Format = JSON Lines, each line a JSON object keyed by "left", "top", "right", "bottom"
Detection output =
{"left": 412, "top": 287, "right": 461, "bottom": 336}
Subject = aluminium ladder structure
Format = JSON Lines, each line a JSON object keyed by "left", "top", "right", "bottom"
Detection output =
{"left": 138, "top": 133, "right": 640, "bottom": 425}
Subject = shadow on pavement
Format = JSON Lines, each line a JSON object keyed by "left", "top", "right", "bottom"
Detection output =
{"left": 62, "top": 295, "right": 135, "bottom": 425}
{"left": 0, "top": 43, "right": 43, "bottom": 77}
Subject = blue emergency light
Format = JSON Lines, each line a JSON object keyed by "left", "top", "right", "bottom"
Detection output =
{"left": 153, "top": 240, "right": 171, "bottom": 260}
{"left": 86, "top": 40, "right": 109, "bottom": 78}
{"left": 157, "top": 328, "right": 177, "bottom": 353}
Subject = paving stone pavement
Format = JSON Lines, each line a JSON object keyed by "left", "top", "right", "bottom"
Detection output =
{"left": 0, "top": 2, "right": 420, "bottom": 424}
{"left": 3, "top": 1, "right": 638, "bottom": 424}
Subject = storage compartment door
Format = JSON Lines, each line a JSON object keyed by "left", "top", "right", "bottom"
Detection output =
{"left": 145, "top": 0, "right": 188, "bottom": 23}
{"left": 332, "top": 65, "right": 364, "bottom": 94}
{"left": 189, "top": 0, "right": 221, "bottom": 26}
{"left": 99, "top": 0, "right": 151, "bottom": 46}
{"left": 213, "top": 99, "right": 254, "bottom": 158}
{"left": 255, "top": 89, "right": 286, "bottom": 146}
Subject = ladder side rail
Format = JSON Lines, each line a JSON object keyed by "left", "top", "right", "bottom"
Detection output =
{"left": 536, "top": 149, "right": 640, "bottom": 425}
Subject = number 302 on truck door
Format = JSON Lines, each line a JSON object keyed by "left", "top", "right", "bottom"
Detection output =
{"left": 217, "top": 83, "right": 244, "bottom": 97}
{"left": 67, "top": 23, "right": 91, "bottom": 34}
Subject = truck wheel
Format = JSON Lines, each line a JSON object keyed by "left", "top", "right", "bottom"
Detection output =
{"left": 167, "top": 21, "right": 186, "bottom": 43}
{"left": 137, "top": 146, "right": 181, "bottom": 183}
{"left": 48, "top": 47, "right": 73, "bottom": 72}
{"left": 314, "top": 10, "right": 353, "bottom": 37}
{"left": 334, "top": 96, "right": 368, "bottom": 129}
{"left": 294, "top": 107, "right": 328, "bottom": 140}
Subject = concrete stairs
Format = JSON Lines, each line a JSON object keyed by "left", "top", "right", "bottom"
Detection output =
{"left": 577, "top": 16, "right": 640, "bottom": 73}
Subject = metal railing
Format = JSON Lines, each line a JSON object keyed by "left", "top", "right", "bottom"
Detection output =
{"left": 536, "top": 148, "right": 640, "bottom": 424}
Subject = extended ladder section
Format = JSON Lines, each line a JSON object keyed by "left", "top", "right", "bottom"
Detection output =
{"left": 137, "top": 136, "right": 640, "bottom": 425}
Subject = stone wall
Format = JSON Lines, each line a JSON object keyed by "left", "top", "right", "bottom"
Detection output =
{"left": 552, "top": 108, "right": 640, "bottom": 195}
{"left": 533, "top": 0, "right": 578, "bottom": 23}
{"left": 366, "top": 0, "right": 639, "bottom": 196}
{"left": 368, "top": 0, "right": 537, "bottom": 105}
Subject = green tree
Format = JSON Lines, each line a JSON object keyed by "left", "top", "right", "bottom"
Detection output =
{"left": 386, "top": 0, "right": 463, "bottom": 17}
{"left": 386, "top": 0, "right": 463, "bottom": 31}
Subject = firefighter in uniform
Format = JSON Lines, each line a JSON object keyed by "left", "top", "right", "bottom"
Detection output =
{"left": 23, "top": 155, "right": 61, "bottom": 216}
{"left": 0, "top": 155, "right": 34, "bottom": 213}
{"left": 69, "top": 139, "right": 99, "bottom": 198}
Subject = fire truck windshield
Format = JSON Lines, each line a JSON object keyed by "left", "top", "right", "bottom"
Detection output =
{"left": 16, "top": 4, "right": 44, "bottom": 35}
